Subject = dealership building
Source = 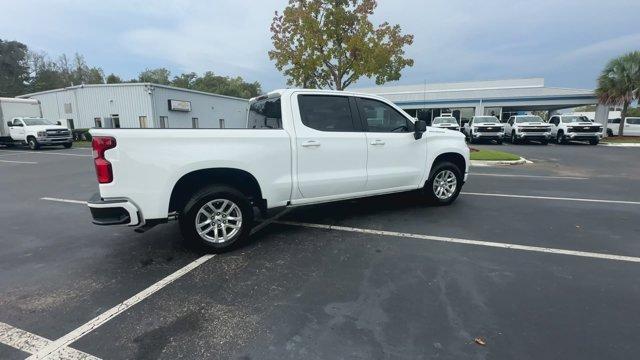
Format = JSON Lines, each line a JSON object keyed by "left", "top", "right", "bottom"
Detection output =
{"left": 356, "top": 78, "right": 610, "bottom": 124}
{"left": 18, "top": 83, "right": 249, "bottom": 130}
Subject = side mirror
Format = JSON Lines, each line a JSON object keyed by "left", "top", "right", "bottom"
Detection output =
{"left": 414, "top": 120, "right": 427, "bottom": 140}
{"left": 7, "top": 121, "right": 12, "bottom": 127}
{"left": 56, "top": 121, "right": 62, "bottom": 125}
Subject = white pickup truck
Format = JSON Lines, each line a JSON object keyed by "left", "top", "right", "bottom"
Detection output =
{"left": 87, "top": 89, "right": 470, "bottom": 252}
{"left": 463, "top": 116, "right": 504, "bottom": 144}
{"left": 503, "top": 115, "right": 551, "bottom": 145}
{"left": 548, "top": 115, "right": 603, "bottom": 145}
{"left": 2, "top": 117, "right": 73, "bottom": 149}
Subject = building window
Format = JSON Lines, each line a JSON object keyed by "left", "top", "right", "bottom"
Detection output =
{"left": 139, "top": 116, "right": 147, "bottom": 128}
{"left": 159, "top": 116, "right": 168, "bottom": 129}
{"left": 111, "top": 114, "right": 120, "bottom": 128}
{"left": 94, "top": 117, "right": 102, "bottom": 128}
{"left": 67, "top": 119, "right": 75, "bottom": 130}
{"left": 192, "top": 118, "right": 199, "bottom": 129}
{"left": 219, "top": 119, "right": 225, "bottom": 128}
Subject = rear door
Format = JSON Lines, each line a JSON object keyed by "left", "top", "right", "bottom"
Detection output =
{"left": 625, "top": 117, "right": 640, "bottom": 136}
{"left": 293, "top": 94, "right": 368, "bottom": 199}
{"left": 356, "top": 97, "right": 426, "bottom": 191}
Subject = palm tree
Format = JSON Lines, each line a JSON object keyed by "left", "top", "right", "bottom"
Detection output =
{"left": 596, "top": 51, "right": 640, "bottom": 136}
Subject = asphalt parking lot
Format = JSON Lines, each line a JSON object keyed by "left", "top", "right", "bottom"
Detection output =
{"left": 1, "top": 143, "right": 639, "bottom": 359}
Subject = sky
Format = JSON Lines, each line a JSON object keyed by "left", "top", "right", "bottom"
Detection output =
{"left": 1, "top": 0, "right": 639, "bottom": 91}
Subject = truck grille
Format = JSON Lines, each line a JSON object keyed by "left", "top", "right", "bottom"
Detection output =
{"left": 476, "top": 126, "right": 502, "bottom": 132}
{"left": 567, "top": 126, "right": 601, "bottom": 133}
{"left": 46, "top": 129, "right": 71, "bottom": 137}
{"left": 520, "top": 127, "right": 550, "bottom": 133}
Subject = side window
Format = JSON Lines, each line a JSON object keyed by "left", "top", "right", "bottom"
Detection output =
{"left": 298, "top": 95, "right": 356, "bottom": 132}
{"left": 12, "top": 119, "right": 23, "bottom": 126}
{"left": 627, "top": 118, "right": 640, "bottom": 125}
{"left": 358, "top": 97, "right": 412, "bottom": 133}
{"left": 508, "top": 117, "right": 514, "bottom": 125}
{"left": 248, "top": 97, "right": 282, "bottom": 129}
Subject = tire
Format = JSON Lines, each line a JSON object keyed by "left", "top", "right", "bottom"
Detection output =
{"left": 556, "top": 132, "right": 566, "bottom": 144}
{"left": 424, "top": 161, "right": 463, "bottom": 206}
{"left": 540, "top": 139, "right": 549, "bottom": 145}
{"left": 63, "top": 142, "right": 73, "bottom": 149}
{"left": 589, "top": 138, "right": 599, "bottom": 145}
{"left": 179, "top": 185, "right": 254, "bottom": 253}
{"left": 27, "top": 137, "right": 40, "bottom": 150}
{"left": 606, "top": 129, "right": 613, "bottom": 137}
{"left": 496, "top": 138, "right": 503, "bottom": 145}
{"left": 468, "top": 131, "right": 475, "bottom": 144}
{"left": 511, "top": 131, "right": 519, "bottom": 144}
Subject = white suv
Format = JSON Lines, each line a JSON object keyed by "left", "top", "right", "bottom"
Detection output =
{"left": 431, "top": 116, "right": 460, "bottom": 132}
{"left": 463, "top": 116, "right": 504, "bottom": 144}
{"left": 503, "top": 115, "right": 551, "bottom": 145}
{"left": 549, "top": 115, "right": 603, "bottom": 145}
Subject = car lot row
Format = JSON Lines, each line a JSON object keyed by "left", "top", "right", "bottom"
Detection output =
{"left": 1, "top": 144, "right": 640, "bottom": 359}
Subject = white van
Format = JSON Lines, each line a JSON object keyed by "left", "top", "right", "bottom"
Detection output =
{"left": 607, "top": 117, "right": 640, "bottom": 136}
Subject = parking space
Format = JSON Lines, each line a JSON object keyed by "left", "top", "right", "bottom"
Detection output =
{"left": 1, "top": 144, "right": 639, "bottom": 359}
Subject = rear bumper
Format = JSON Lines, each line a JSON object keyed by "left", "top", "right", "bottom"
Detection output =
{"left": 87, "top": 193, "right": 143, "bottom": 226}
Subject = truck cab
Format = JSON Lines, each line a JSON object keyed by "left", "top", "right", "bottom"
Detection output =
{"left": 5, "top": 117, "right": 73, "bottom": 150}
{"left": 549, "top": 115, "right": 603, "bottom": 145}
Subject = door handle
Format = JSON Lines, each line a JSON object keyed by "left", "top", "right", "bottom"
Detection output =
{"left": 301, "top": 140, "right": 321, "bottom": 148}
{"left": 370, "top": 139, "right": 385, "bottom": 146}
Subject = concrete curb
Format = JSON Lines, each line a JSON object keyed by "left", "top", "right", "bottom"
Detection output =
{"left": 600, "top": 142, "right": 640, "bottom": 147}
{"left": 470, "top": 157, "right": 532, "bottom": 166}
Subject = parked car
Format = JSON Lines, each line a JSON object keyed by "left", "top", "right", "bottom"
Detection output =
{"left": 503, "top": 115, "right": 551, "bottom": 145}
{"left": 549, "top": 115, "right": 603, "bottom": 145}
{"left": 607, "top": 117, "right": 640, "bottom": 136}
{"left": 1, "top": 117, "right": 73, "bottom": 150}
{"left": 431, "top": 116, "right": 460, "bottom": 132}
{"left": 463, "top": 116, "right": 504, "bottom": 144}
{"left": 87, "top": 89, "right": 471, "bottom": 252}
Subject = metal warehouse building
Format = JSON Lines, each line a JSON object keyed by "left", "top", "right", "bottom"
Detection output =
{"left": 357, "top": 78, "right": 610, "bottom": 125}
{"left": 18, "top": 83, "right": 249, "bottom": 130}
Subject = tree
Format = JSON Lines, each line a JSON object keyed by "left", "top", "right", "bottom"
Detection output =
{"left": 106, "top": 73, "right": 123, "bottom": 84}
{"left": 191, "top": 71, "right": 261, "bottom": 98}
{"left": 269, "top": 0, "right": 414, "bottom": 90}
{"left": 0, "top": 39, "right": 30, "bottom": 97}
{"left": 172, "top": 72, "right": 198, "bottom": 89}
{"left": 138, "top": 68, "right": 171, "bottom": 85}
{"left": 596, "top": 51, "right": 640, "bottom": 136}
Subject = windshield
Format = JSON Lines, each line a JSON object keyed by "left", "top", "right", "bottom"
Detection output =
{"left": 432, "top": 117, "right": 458, "bottom": 125}
{"left": 562, "top": 116, "right": 586, "bottom": 123}
{"left": 22, "top": 119, "right": 56, "bottom": 126}
{"left": 515, "top": 116, "right": 543, "bottom": 123}
{"left": 474, "top": 116, "right": 498, "bottom": 123}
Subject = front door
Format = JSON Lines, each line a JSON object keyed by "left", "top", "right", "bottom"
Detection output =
{"left": 356, "top": 97, "right": 427, "bottom": 191}
{"left": 9, "top": 119, "right": 26, "bottom": 140}
{"left": 294, "top": 94, "right": 368, "bottom": 199}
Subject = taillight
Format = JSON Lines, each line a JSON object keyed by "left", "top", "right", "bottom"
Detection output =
{"left": 92, "top": 136, "right": 117, "bottom": 183}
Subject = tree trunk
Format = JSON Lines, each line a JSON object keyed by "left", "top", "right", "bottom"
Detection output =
{"left": 619, "top": 101, "right": 629, "bottom": 136}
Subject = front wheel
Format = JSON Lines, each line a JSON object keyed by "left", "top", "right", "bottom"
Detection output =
{"left": 589, "top": 138, "right": 599, "bottom": 145}
{"left": 179, "top": 185, "right": 254, "bottom": 253}
{"left": 511, "top": 131, "right": 519, "bottom": 144}
{"left": 606, "top": 129, "right": 613, "bottom": 137}
{"left": 556, "top": 132, "right": 566, "bottom": 144}
{"left": 496, "top": 138, "right": 503, "bottom": 145}
{"left": 27, "top": 137, "right": 40, "bottom": 150}
{"left": 63, "top": 142, "right": 73, "bottom": 149}
{"left": 424, "top": 162, "right": 463, "bottom": 206}
{"left": 540, "top": 139, "right": 549, "bottom": 145}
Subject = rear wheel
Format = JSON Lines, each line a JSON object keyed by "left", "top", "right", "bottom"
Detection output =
{"left": 27, "top": 137, "right": 39, "bottom": 150}
{"left": 424, "top": 162, "right": 463, "bottom": 206}
{"left": 179, "top": 185, "right": 254, "bottom": 253}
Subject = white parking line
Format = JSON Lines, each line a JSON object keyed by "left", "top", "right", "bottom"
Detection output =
{"left": 472, "top": 173, "right": 588, "bottom": 180}
{"left": 27, "top": 255, "right": 215, "bottom": 360}
{"left": 41, "top": 197, "right": 88, "bottom": 205}
{"left": 461, "top": 192, "right": 640, "bottom": 205}
{"left": 0, "top": 159, "right": 38, "bottom": 164}
{"left": 0, "top": 321, "right": 100, "bottom": 359}
{"left": 0, "top": 150, "right": 92, "bottom": 157}
{"left": 276, "top": 221, "right": 640, "bottom": 263}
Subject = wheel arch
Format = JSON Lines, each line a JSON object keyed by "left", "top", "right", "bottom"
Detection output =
{"left": 168, "top": 168, "right": 265, "bottom": 215}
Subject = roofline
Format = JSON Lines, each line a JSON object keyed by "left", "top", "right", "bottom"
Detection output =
{"left": 0, "top": 97, "right": 40, "bottom": 104}
{"left": 355, "top": 77, "right": 547, "bottom": 91}
{"left": 17, "top": 83, "right": 249, "bottom": 102}
{"left": 394, "top": 94, "right": 599, "bottom": 107}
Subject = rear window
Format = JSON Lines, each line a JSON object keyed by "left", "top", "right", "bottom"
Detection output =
{"left": 298, "top": 95, "right": 357, "bottom": 132}
{"left": 247, "top": 97, "right": 282, "bottom": 129}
